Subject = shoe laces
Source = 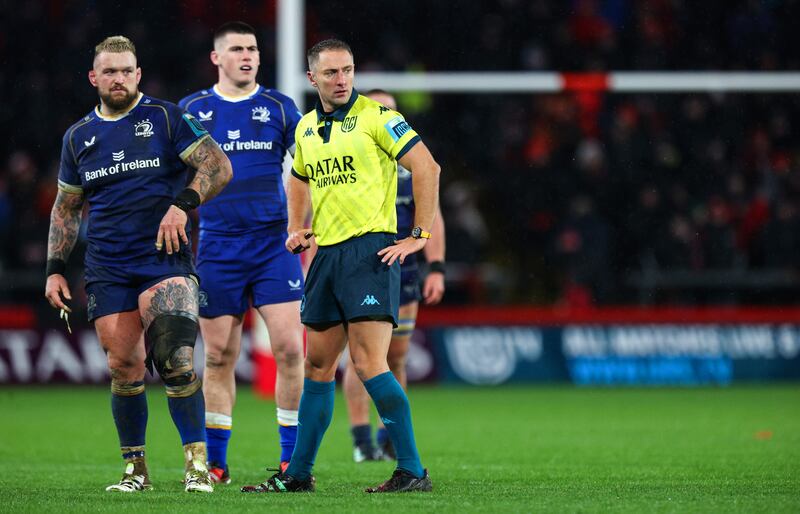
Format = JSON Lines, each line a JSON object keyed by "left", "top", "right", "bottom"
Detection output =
{"left": 186, "top": 468, "right": 211, "bottom": 485}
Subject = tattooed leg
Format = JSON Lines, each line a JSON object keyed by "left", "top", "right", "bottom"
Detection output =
{"left": 139, "top": 277, "right": 205, "bottom": 446}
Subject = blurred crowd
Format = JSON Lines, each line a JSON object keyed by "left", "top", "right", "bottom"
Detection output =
{"left": 1, "top": 0, "right": 799, "bottom": 305}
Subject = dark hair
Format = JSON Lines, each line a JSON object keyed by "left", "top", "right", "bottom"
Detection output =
{"left": 364, "top": 89, "right": 390, "bottom": 96}
{"left": 213, "top": 21, "right": 257, "bottom": 45}
{"left": 307, "top": 39, "right": 353, "bottom": 70}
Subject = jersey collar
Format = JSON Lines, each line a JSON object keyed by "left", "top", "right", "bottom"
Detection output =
{"left": 212, "top": 83, "right": 261, "bottom": 102}
{"left": 315, "top": 89, "right": 358, "bottom": 122}
{"left": 94, "top": 92, "right": 144, "bottom": 121}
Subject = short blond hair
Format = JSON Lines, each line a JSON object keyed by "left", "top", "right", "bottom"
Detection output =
{"left": 94, "top": 35, "right": 136, "bottom": 58}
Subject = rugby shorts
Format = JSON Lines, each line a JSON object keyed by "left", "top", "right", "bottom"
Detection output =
{"left": 196, "top": 232, "right": 304, "bottom": 318}
{"left": 301, "top": 232, "right": 400, "bottom": 328}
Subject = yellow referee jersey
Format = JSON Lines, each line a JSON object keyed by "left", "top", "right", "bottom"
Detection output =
{"left": 292, "top": 90, "right": 421, "bottom": 246}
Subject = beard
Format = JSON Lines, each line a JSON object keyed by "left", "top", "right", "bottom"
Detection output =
{"left": 99, "top": 86, "right": 138, "bottom": 111}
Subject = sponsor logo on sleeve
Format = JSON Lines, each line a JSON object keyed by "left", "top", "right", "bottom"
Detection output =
{"left": 383, "top": 116, "right": 412, "bottom": 142}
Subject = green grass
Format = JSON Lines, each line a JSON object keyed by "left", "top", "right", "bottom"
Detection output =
{"left": 1, "top": 385, "right": 799, "bottom": 513}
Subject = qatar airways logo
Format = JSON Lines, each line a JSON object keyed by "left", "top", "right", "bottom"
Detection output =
{"left": 84, "top": 155, "right": 161, "bottom": 182}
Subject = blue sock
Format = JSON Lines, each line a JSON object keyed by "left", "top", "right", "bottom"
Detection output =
{"left": 205, "top": 412, "right": 232, "bottom": 467}
{"left": 278, "top": 425, "right": 298, "bottom": 463}
{"left": 206, "top": 428, "right": 231, "bottom": 466}
{"left": 285, "top": 379, "right": 335, "bottom": 481}
{"left": 110, "top": 383, "right": 148, "bottom": 448}
{"left": 364, "top": 371, "right": 424, "bottom": 478}
{"left": 377, "top": 427, "right": 390, "bottom": 446}
{"left": 167, "top": 385, "right": 205, "bottom": 445}
{"left": 352, "top": 424, "right": 373, "bottom": 447}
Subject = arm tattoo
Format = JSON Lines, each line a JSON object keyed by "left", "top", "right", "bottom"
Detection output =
{"left": 141, "top": 277, "right": 199, "bottom": 329}
{"left": 185, "top": 137, "right": 231, "bottom": 203}
{"left": 47, "top": 190, "right": 84, "bottom": 262}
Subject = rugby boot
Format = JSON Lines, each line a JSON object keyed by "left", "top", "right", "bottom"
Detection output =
{"left": 207, "top": 462, "right": 231, "bottom": 485}
{"left": 365, "top": 468, "right": 432, "bottom": 493}
{"left": 353, "top": 443, "right": 381, "bottom": 463}
{"left": 241, "top": 469, "right": 315, "bottom": 493}
{"left": 106, "top": 461, "right": 152, "bottom": 492}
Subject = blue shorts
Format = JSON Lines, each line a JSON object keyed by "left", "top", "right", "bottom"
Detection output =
{"left": 399, "top": 260, "right": 422, "bottom": 306}
{"left": 301, "top": 232, "right": 400, "bottom": 328}
{"left": 84, "top": 252, "right": 197, "bottom": 322}
{"left": 196, "top": 232, "right": 304, "bottom": 318}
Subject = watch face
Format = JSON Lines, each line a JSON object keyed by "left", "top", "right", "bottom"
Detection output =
{"left": 412, "top": 227, "right": 421, "bottom": 238}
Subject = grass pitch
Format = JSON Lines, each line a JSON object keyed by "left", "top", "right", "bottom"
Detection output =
{"left": 1, "top": 385, "right": 798, "bottom": 513}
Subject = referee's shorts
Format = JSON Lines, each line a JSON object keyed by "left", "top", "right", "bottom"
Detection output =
{"left": 300, "top": 232, "right": 400, "bottom": 328}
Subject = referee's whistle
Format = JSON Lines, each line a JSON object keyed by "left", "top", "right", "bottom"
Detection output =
{"left": 292, "top": 232, "right": 313, "bottom": 254}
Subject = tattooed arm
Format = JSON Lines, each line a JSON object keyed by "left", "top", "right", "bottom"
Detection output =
{"left": 44, "top": 189, "right": 85, "bottom": 311}
{"left": 185, "top": 136, "right": 233, "bottom": 203}
{"left": 156, "top": 137, "right": 232, "bottom": 254}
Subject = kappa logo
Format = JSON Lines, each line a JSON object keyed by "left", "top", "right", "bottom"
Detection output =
{"left": 84, "top": 136, "right": 96, "bottom": 147}
{"left": 198, "top": 110, "right": 213, "bottom": 121}
{"left": 134, "top": 119, "right": 154, "bottom": 138}
{"left": 227, "top": 129, "right": 240, "bottom": 140}
{"left": 300, "top": 294, "right": 306, "bottom": 313}
{"left": 252, "top": 106, "right": 270, "bottom": 122}
{"left": 360, "top": 294, "right": 380, "bottom": 306}
{"left": 341, "top": 116, "right": 358, "bottom": 132}
{"left": 303, "top": 127, "right": 314, "bottom": 137}
{"left": 87, "top": 294, "right": 97, "bottom": 316}
{"left": 288, "top": 279, "right": 302, "bottom": 290}
{"left": 380, "top": 417, "right": 395, "bottom": 425}
{"left": 112, "top": 150, "right": 125, "bottom": 162}
{"left": 379, "top": 105, "right": 391, "bottom": 114}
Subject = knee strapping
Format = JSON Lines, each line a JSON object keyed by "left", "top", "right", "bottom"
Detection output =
{"left": 111, "top": 380, "right": 145, "bottom": 396}
{"left": 146, "top": 313, "right": 201, "bottom": 397}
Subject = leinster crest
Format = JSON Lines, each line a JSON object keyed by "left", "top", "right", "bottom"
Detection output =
{"left": 134, "top": 119, "right": 154, "bottom": 138}
{"left": 252, "top": 106, "right": 270, "bottom": 122}
{"left": 341, "top": 116, "right": 358, "bottom": 132}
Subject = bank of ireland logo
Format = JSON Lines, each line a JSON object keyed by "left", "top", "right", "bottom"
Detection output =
{"left": 199, "top": 110, "right": 213, "bottom": 121}
{"left": 112, "top": 150, "right": 125, "bottom": 162}
{"left": 134, "top": 119, "right": 154, "bottom": 138}
{"left": 198, "top": 290, "right": 208, "bottom": 308}
{"left": 87, "top": 294, "right": 97, "bottom": 317}
{"left": 360, "top": 294, "right": 380, "bottom": 306}
{"left": 227, "top": 129, "right": 240, "bottom": 140}
{"left": 252, "top": 106, "right": 270, "bottom": 122}
{"left": 341, "top": 116, "right": 358, "bottom": 132}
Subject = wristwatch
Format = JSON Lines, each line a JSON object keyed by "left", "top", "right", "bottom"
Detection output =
{"left": 411, "top": 226, "right": 432, "bottom": 239}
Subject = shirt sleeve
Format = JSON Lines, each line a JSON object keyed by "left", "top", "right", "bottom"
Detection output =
{"left": 371, "top": 108, "right": 421, "bottom": 161}
{"left": 57, "top": 130, "right": 83, "bottom": 194}
{"left": 167, "top": 104, "right": 210, "bottom": 163}
{"left": 291, "top": 123, "right": 308, "bottom": 182}
{"left": 284, "top": 98, "right": 303, "bottom": 152}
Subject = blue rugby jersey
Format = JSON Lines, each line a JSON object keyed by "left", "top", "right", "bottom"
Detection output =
{"left": 57, "top": 93, "right": 209, "bottom": 267}
{"left": 396, "top": 164, "right": 418, "bottom": 269}
{"left": 179, "top": 85, "right": 301, "bottom": 238}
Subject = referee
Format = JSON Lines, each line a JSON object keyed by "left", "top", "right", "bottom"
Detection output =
{"left": 242, "top": 38, "right": 440, "bottom": 494}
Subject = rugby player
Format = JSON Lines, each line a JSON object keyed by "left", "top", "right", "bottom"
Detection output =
{"left": 44, "top": 36, "right": 232, "bottom": 493}
{"left": 179, "top": 21, "right": 305, "bottom": 483}
{"left": 342, "top": 90, "right": 445, "bottom": 462}
{"left": 242, "top": 39, "right": 440, "bottom": 494}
